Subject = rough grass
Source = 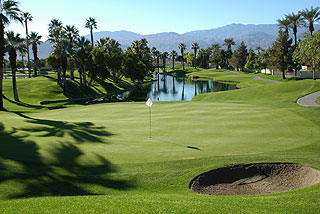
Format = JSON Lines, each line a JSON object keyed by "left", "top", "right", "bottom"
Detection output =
{"left": 0, "top": 68, "right": 320, "bottom": 213}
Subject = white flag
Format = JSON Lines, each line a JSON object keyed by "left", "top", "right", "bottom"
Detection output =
{"left": 146, "top": 98, "right": 153, "bottom": 107}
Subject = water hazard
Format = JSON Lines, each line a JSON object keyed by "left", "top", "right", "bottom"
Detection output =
{"left": 119, "top": 74, "right": 237, "bottom": 101}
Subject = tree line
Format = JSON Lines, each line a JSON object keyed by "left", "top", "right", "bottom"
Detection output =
{"left": 0, "top": 1, "right": 319, "bottom": 111}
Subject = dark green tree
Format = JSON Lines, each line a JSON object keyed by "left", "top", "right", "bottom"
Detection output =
{"left": 230, "top": 41, "right": 248, "bottom": 71}
{"left": 270, "top": 30, "right": 294, "bottom": 79}
{"left": 245, "top": 49, "right": 257, "bottom": 71}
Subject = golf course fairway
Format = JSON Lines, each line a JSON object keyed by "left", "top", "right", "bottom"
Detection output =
{"left": 0, "top": 69, "right": 320, "bottom": 213}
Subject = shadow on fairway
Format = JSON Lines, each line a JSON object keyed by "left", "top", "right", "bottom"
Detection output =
{"left": 0, "top": 117, "right": 134, "bottom": 199}
{"left": 16, "top": 113, "right": 112, "bottom": 144}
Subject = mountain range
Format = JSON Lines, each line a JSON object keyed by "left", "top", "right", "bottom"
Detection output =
{"left": 37, "top": 23, "right": 320, "bottom": 59}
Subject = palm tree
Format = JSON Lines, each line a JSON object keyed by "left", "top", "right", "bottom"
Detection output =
{"left": 22, "top": 12, "right": 32, "bottom": 77}
{"left": 48, "top": 19, "right": 64, "bottom": 84}
{"left": 285, "top": 12, "right": 305, "bottom": 46}
{"left": 53, "top": 38, "right": 71, "bottom": 91}
{"left": 97, "top": 37, "right": 110, "bottom": 48}
{"left": 223, "top": 38, "right": 235, "bottom": 67}
{"left": 85, "top": 17, "right": 97, "bottom": 48}
{"left": 0, "top": 0, "right": 21, "bottom": 110}
{"left": 161, "top": 52, "right": 169, "bottom": 72}
{"left": 5, "top": 31, "right": 24, "bottom": 101}
{"left": 155, "top": 50, "right": 161, "bottom": 74}
{"left": 29, "top": 32, "right": 42, "bottom": 77}
{"left": 65, "top": 25, "right": 79, "bottom": 80}
{"left": 178, "top": 43, "right": 186, "bottom": 70}
{"left": 151, "top": 47, "right": 157, "bottom": 65}
{"left": 255, "top": 46, "right": 263, "bottom": 55}
{"left": 17, "top": 42, "right": 27, "bottom": 69}
{"left": 300, "top": 6, "right": 320, "bottom": 36}
{"left": 169, "top": 50, "right": 177, "bottom": 70}
{"left": 75, "top": 36, "right": 91, "bottom": 87}
{"left": 191, "top": 42, "right": 199, "bottom": 68}
{"left": 277, "top": 17, "right": 291, "bottom": 34}
{"left": 223, "top": 38, "right": 235, "bottom": 50}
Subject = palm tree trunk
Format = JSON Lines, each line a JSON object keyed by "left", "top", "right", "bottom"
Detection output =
{"left": 78, "top": 68, "right": 83, "bottom": 86}
{"left": 25, "top": 21, "right": 31, "bottom": 78}
{"left": 34, "top": 59, "right": 38, "bottom": 77}
{"left": 90, "top": 27, "right": 94, "bottom": 48}
{"left": 82, "top": 65, "right": 87, "bottom": 87}
{"left": 0, "top": 22, "right": 5, "bottom": 110}
{"left": 313, "top": 66, "right": 316, "bottom": 80}
{"left": 173, "top": 58, "right": 175, "bottom": 70}
{"left": 12, "top": 68, "right": 19, "bottom": 101}
{"left": 282, "top": 70, "right": 286, "bottom": 79}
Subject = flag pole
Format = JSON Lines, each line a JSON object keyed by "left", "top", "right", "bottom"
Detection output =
{"left": 149, "top": 106, "right": 152, "bottom": 138}
{"left": 146, "top": 98, "right": 153, "bottom": 139}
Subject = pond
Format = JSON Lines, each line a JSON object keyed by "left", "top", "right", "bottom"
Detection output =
{"left": 118, "top": 74, "right": 237, "bottom": 102}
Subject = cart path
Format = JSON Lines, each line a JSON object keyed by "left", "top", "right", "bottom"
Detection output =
{"left": 297, "top": 91, "right": 320, "bottom": 107}
{"left": 228, "top": 71, "right": 283, "bottom": 84}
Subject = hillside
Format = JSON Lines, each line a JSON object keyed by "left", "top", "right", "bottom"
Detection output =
{"left": 37, "top": 23, "right": 319, "bottom": 59}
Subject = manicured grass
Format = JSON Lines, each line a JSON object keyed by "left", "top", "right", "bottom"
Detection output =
{"left": 0, "top": 68, "right": 320, "bottom": 213}
{"left": 316, "top": 96, "right": 320, "bottom": 104}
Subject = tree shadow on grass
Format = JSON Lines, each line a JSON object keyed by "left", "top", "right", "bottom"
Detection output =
{"left": 16, "top": 113, "right": 112, "bottom": 144}
{"left": 0, "top": 115, "right": 134, "bottom": 199}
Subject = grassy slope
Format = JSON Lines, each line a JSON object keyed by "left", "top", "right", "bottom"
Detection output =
{"left": 0, "top": 68, "right": 320, "bottom": 213}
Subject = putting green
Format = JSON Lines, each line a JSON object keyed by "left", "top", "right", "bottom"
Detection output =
{"left": 1, "top": 101, "right": 317, "bottom": 165}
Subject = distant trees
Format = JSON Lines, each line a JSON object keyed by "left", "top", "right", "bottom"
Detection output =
{"left": 161, "top": 52, "right": 168, "bottom": 72}
{"left": 230, "top": 42, "right": 248, "bottom": 71}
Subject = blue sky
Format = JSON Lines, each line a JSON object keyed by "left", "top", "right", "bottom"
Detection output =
{"left": 8, "top": 0, "right": 320, "bottom": 40}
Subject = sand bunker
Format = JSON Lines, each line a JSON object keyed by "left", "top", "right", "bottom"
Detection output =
{"left": 189, "top": 163, "right": 320, "bottom": 196}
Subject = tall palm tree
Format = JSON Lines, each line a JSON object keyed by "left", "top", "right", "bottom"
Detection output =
{"left": 5, "top": 31, "right": 23, "bottom": 101}
{"left": 29, "top": 32, "right": 42, "bottom": 77}
{"left": 22, "top": 12, "right": 32, "bottom": 78}
{"left": 53, "top": 38, "right": 71, "bottom": 91}
{"left": 48, "top": 19, "right": 64, "bottom": 84}
{"left": 285, "top": 12, "right": 304, "bottom": 46}
{"left": 85, "top": 17, "right": 97, "bottom": 48}
{"left": 161, "top": 52, "right": 169, "bottom": 72}
{"left": 17, "top": 42, "right": 27, "bottom": 69}
{"left": 155, "top": 50, "right": 161, "bottom": 74}
{"left": 223, "top": 38, "right": 235, "bottom": 50}
{"left": 223, "top": 38, "right": 235, "bottom": 68}
{"left": 178, "top": 43, "right": 186, "bottom": 70}
{"left": 277, "top": 17, "right": 291, "bottom": 34}
{"left": 151, "top": 47, "right": 157, "bottom": 65}
{"left": 169, "top": 50, "right": 177, "bottom": 70}
{"left": 255, "top": 46, "right": 263, "bottom": 55}
{"left": 65, "top": 25, "right": 79, "bottom": 80}
{"left": 300, "top": 6, "right": 320, "bottom": 36}
{"left": 191, "top": 42, "right": 199, "bottom": 68}
{"left": 0, "top": 0, "right": 21, "bottom": 110}
{"left": 75, "top": 36, "right": 91, "bottom": 87}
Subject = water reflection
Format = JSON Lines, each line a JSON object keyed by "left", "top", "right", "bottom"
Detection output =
{"left": 120, "top": 74, "right": 237, "bottom": 101}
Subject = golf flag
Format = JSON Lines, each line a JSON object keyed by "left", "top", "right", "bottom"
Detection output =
{"left": 146, "top": 98, "right": 153, "bottom": 107}
{"left": 146, "top": 98, "right": 153, "bottom": 138}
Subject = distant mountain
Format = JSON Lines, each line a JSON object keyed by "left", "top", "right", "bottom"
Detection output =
{"left": 37, "top": 23, "right": 320, "bottom": 59}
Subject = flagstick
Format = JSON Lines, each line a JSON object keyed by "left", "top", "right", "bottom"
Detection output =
{"left": 149, "top": 106, "right": 152, "bottom": 138}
